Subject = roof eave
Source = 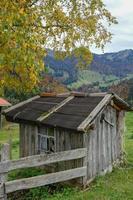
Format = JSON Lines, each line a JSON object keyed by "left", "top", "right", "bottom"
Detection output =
{"left": 77, "top": 93, "right": 133, "bottom": 132}
{"left": 2, "top": 95, "right": 40, "bottom": 115}
{"left": 77, "top": 94, "right": 113, "bottom": 132}
{"left": 0, "top": 103, "right": 11, "bottom": 107}
{"left": 113, "top": 93, "right": 133, "bottom": 111}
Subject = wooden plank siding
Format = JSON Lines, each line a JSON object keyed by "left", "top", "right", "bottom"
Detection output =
{"left": 54, "top": 128, "right": 84, "bottom": 185}
{"left": 19, "top": 124, "right": 84, "bottom": 183}
{"left": 19, "top": 124, "right": 38, "bottom": 157}
{"left": 107, "top": 107, "right": 112, "bottom": 170}
{"left": 117, "top": 111, "right": 125, "bottom": 159}
{"left": 85, "top": 104, "right": 124, "bottom": 181}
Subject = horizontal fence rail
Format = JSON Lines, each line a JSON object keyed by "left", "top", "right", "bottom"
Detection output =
{"left": 4, "top": 167, "right": 87, "bottom": 194}
{"left": 0, "top": 148, "right": 87, "bottom": 173}
{"left": 0, "top": 144, "right": 87, "bottom": 199}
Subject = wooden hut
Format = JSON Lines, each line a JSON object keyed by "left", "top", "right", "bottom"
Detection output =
{"left": 3, "top": 92, "right": 132, "bottom": 185}
{"left": 0, "top": 98, "right": 11, "bottom": 129}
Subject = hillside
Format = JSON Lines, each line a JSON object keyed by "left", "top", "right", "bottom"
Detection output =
{"left": 91, "top": 49, "right": 133, "bottom": 77}
{"left": 45, "top": 52, "right": 78, "bottom": 85}
{"left": 45, "top": 49, "right": 133, "bottom": 87}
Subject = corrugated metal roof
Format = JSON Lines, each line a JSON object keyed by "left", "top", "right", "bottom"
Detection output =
{"left": 0, "top": 98, "right": 11, "bottom": 107}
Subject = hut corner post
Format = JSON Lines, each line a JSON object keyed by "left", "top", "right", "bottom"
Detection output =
{"left": 0, "top": 144, "right": 10, "bottom": 200}
{"left": 82, "top": 133, "right": 88, "bottom": 188}
{"left": 119, "top": 111, "right": 125, "bottom": 162}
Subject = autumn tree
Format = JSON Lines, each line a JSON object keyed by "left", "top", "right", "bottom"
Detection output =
{"left": 39, "top": 75, "right": 68, "bottom": 93}
{"left": 0, "top": 0, "right": 117, "bottom": 94}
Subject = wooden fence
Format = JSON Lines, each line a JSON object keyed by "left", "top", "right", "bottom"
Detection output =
{"left": 0, "top": 143, "right": 87, "bottom": 200}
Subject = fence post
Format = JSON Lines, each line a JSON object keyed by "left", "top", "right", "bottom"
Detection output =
{"left": 0, "top": 143, "right": 10, "bottom": 200}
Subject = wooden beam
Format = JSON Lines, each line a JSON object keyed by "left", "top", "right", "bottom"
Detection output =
{"left": 113, "top": 94, "right": 133, "bottom": 111}
{"left": 89, "top": 92, "right": 107, "bottom": 96}
{"left": 37, "top": 96, "right": 74, "bottom": 122}
{"left": 5, "top": 167, "right": 86, "bottom": 194}
{"left": 0, "top": 148, "right": 87, "bottom": 173}
{"left": 77, "top": 94, "right": 112, "bottom": 132}
{"left": 40, "top": 92, "right": 56, "bottom": 97}
{"left": 110, "top": 100, "right": 121, "bottom": 111}
{"left": 3, "top": 96, "right": 40, "bottom": 114}
{"left": 57, "top": 92, "right": 71, "bottom": 97}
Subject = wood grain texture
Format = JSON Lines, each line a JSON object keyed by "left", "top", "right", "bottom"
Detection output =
{"left": 0, "top": 144, "right": 10, "bottom": 183}
{"left": 87, "top": 130, "right": 93, "bottom": 179}
{"left": 0, "top": 184, "right": 5, "bottom": 199}
{"left": 117, "top": 110, "right": 125, "bottom": 159}
{"left": 0, "top": 144, "right": 10, "bottom": 200}
{"left": 19, "top": 124, "right": 38, "bottom": 157}
{"left": 0, "top": 148, "right": 86, "bottom": 174}
{"left": 95, "top": 116, "right": 99, "bottom": 174}
{"left": 84, "top": 104, "right": 124, "bottom": 181}
{"left": 77, "top": 94, "right": 112, "bottom": 131}
{"left": 82, "top": 133, "right": 88, "bottom": 187}
{"left": 5, "top": 167, "right": 86, "bottom": 194}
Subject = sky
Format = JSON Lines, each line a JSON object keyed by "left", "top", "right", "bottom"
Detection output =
{"left": 91, "top": 0, "right": 133, "bottom": 54}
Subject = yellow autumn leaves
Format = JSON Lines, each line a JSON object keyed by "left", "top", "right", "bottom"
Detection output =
{"left": 0, "top": 0, "right": 117, "bottom": 94}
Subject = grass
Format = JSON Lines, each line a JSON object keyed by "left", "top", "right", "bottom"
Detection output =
{"left": 0, "top": 113, "right": 133, "bottom": 200}
{"left": 0, "top": 122, "right": 19, "bottom": 159}
{"left": 125, "top": 112, "right": 133, "bottom": 164}
{"left": 0, "top": 123, "right": 18, "bottom": 144}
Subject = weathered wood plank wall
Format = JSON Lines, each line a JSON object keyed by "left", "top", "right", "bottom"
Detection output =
{"left": 53, "top": 128, "right": 83, "bottom": 185}
{"left": 19, "top": 104, "right": 125, "bottom": 185}
{"left": 19, "top": 124, "right": 38, "bottom": 157}
{"left": 55, "top": 128, "right": 83, "bottom": 177}
{"left": 85, "top": 105, "right": 124, "bottom": 182}
{"left": 117, "top": 110, "right": 125, "bottom": 159}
